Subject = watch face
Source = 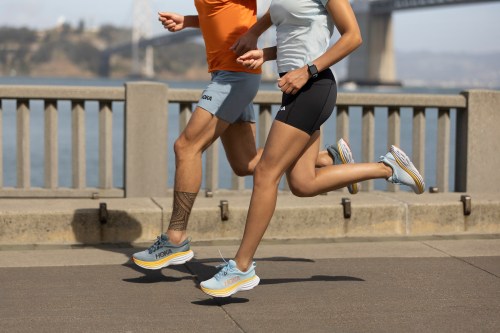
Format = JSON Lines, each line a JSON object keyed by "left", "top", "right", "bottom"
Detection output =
{"left": 308, "top": 64, "right": 318, "bottom": 78}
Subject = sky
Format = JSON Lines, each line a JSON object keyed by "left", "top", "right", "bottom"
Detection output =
{"left": 1, "top": 0, "right": 500, "bottom": 53}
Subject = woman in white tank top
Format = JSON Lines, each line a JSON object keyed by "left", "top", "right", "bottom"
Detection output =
{"left": 199, "top": 0, "right": 426, "bottom": 298}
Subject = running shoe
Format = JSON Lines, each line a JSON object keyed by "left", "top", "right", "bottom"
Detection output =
{"left": 200, "top": 259, "right": 260, "bottom": 297}
{"left": 132, "top": 234, "right": 194, "bottom": 270}
{"left": 326, "top": 138, "right": 359, "bottom": 194}
{"left": 380, "top": 145, "right": 425, "bottom": 194}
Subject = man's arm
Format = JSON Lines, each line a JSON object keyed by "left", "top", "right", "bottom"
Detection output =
{"left": 158, "top": 12, "right": 200, "bottom": 31}
{"left": 231, "top": 11, "right": 272, "bottom": 55}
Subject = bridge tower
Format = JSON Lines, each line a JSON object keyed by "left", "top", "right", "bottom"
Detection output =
{"left": 346, "top": 0, "right": 398, "bottom": 86}
{"left": 132, "top": 0, "right": 154, "bottom": 78}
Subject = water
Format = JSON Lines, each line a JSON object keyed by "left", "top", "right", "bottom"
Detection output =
{"left": 0, "top": 76, "right": 463, "bottom": 191}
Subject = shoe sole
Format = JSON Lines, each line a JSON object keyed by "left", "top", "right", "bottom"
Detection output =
{"left": 337, "top": 139, "right": 359, "bottom": 194}
{"left": 133, "top": 250, "right": 194, "bottom": 270}
{"left": 390, "top": 146, "right": 425, "bottom": 194}
{"left": 201, "top": 275, "right": 260, "bottom": 298}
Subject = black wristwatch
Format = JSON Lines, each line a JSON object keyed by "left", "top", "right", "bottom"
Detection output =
{"left": 307, "top": 62, "right": 319, "bottom": 78}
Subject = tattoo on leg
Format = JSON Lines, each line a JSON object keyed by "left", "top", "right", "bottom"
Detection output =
{"left": 168, "top": 191, "right": 197, "bottom": 231}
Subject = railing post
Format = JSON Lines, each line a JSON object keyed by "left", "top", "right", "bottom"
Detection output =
{"left": 436, "top": 108, "right": 450, "bottom": 192}
{"left": 336, "top": 105, "right": 350, "bottom": 193}
{"left": 124, "top": 82, "right": 169, "bottom": 197}
{"left": 72, "top": 101, "right": 86, "bottom": 189}
{"left": 44, "top": 99, "right": 58, "bottom": 189}
{"left": 336, "top": 105, "right": 349, "bottom": 142}
{"left": 99, "top": 101, "right": 113, "bottom": 189}
{"left": 458, "top": 90, "right": 500, "bottom": 193}
{"left": 17, "top": 99, "right": 30, "bottom": 189}
{"left": 362, "top": 106, "right": 375, "bottom": 191}
{"left": 412, "top": 107, "right": 425, "bottom": 182}
{"left": 387, "top": 106, "right": 400, "bottom": 192}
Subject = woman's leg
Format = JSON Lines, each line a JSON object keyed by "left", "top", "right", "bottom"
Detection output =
{"left": 234, "top": 120, "right": 313, "bottom": 271}
{"left": 286, "top": 139, "right": 392, "bottom": 197}
{"left": 234, "top": 128, "right": 394, "bottom": 271}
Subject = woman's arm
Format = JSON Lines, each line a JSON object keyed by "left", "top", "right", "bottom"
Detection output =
{"left": 312, "top": 0, "right": 362, "bottom": 72}
{"left": 278, "top": 0, "right": 362, "bottom": 94}
{"left": 236, "top": 46, "right": 277, "bottom": 70}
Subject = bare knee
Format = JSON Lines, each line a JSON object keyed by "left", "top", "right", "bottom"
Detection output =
{"left": 174, "top": 136, "right": 198, "bottom": 161}
{"left": 253, "top": 163, "right": 280, "bottom": 189}
{"left": 288, "top": 177, "right": 315, "bottom": 197}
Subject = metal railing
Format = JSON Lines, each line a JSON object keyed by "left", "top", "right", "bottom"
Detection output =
{"left": 0, "top": 82, "right": 498, "bottom": 198}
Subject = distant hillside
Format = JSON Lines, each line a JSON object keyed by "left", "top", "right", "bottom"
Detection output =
{"left": 396, "top": 51, "right": 500, "bottom": 88}
{"left": 333, "top": 51, "right": 500, "bottom": 88}
{"left": 1, "top": 26, "right": 499, "bottom": 88}
{"left": 0, "top": 25, "right": 208, "bottom": 80}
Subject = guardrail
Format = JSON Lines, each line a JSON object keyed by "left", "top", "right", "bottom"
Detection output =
{"left": 1, "top": 83, "right": 499, "bottom": 198}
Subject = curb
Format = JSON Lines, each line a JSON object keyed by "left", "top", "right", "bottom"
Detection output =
{"left": 0, "top": 192, "right": 499, "bottom": 245}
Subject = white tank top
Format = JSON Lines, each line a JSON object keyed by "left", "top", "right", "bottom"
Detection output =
{"left": 270, "top": 0, "right": 334, "bottom": 73}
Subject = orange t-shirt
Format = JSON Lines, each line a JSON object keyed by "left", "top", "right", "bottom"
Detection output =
{"left": 194, "top": 0, "right": 261, "bottom": 74}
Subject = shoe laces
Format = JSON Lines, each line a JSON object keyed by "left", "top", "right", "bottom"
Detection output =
{"left": 214, "top": 249, "right": 231, "bottom": 280}
{"left": 148, "top": 236, "right": 165, "bottom": 254}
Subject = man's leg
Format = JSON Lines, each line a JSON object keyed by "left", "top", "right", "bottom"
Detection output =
{"left": 221, "top": 121, "right": 262, "bottom": 176}
{"left": 221, "top": 120, "right": 336, "bottom": 176}
{"left": 132, "top": 107, "right": 230, "bottom": 269}
{"left": 167, "top": 107, "right": 231, "bottom": 244}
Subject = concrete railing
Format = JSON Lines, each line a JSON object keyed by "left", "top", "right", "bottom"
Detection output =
{"left": 0, "top": 83, "right": 499, "bottom": 198}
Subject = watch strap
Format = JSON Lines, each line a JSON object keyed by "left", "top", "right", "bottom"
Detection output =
{"left": 307, "top": 62, "right": 319, "bottom": 78}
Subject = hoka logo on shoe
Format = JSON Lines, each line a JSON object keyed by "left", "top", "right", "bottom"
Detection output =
{"left": 279, "top": 106, "right": 285, "bottom": 111}
{"left": 155, "top": 249, "right": 173, "bottom": 259}
{"left": 202, "top": 94, "right": 212, "bottom": 101}
{"left": 224, "top": 276, "right": 240, "bottom": 286}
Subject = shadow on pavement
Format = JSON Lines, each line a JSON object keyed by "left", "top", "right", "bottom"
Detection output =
{"left": 70, "top": 208, "right": 195, "bottom": 281}
{"left": 191, "top": 297, "right": 250, "bottom": 306}
{"left": 187, "top": 257, "right": 316, "bottom": 281}
{"left": 260, "top": 275, "right": 364, "bottom": 285}
{"left": 122, "top": 264, "right": 195, "bottom": 284}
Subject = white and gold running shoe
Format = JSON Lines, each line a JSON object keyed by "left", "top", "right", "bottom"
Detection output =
{"left": 200, "top": 259, "right": 260, "bottom": 298}
{"left": 326, "top": 138, "right": 359, "bottom": 194}
{"left": 380, "top": 145, "right": 425, "bottom": 194}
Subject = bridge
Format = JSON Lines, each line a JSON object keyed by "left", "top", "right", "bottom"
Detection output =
{"left": 348, "top": 0, "right": 500, "bottom": 85}
{"left": 101, "top": 0, "right": 499, "bottom": 84}
{"left": 99, "top": 30, "right": 201, "bottom": 78}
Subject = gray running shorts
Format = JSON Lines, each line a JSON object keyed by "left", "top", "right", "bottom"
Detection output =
{"left": 197, "top": 70, "right": 261, "bottom": 124}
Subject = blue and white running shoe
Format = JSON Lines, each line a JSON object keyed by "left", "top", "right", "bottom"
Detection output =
{"left": 326, "top": 138, "right": 359, "bottom": 194}
{"left": 132, "top": 234, "right": 194, "bottom": 270}
{"left": 200, "top": 259, "right": 260, "bottom": 297}
{"left": 380, "top": 145, "right": 425, "bottom": 194}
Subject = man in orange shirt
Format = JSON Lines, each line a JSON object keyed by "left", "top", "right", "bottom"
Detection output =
{"left": 132, "top": 0, "right": 264, "bottom": 269}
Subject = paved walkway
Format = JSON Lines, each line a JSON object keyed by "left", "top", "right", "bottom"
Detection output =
{"left": 1, "top": 238, "right": 500, "bottom": 332}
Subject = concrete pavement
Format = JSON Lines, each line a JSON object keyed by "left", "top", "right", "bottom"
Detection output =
{"left": 1, "top": 238, "right": 499, "bottom": 332}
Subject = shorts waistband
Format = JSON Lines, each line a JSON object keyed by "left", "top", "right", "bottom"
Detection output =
{"left": 279, "top": 68, "right": 334, "bottom": 80}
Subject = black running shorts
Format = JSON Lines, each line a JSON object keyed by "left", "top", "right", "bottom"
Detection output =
{"left": 275, "top": 69, "right": 337, "bottom": 135}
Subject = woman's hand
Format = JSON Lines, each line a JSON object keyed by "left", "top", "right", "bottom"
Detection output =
{"left": 278, "top": 66, "right": 310, "bottom": 95}
{"left": 236, "top": 50, "right": 265, "bottom": 69}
